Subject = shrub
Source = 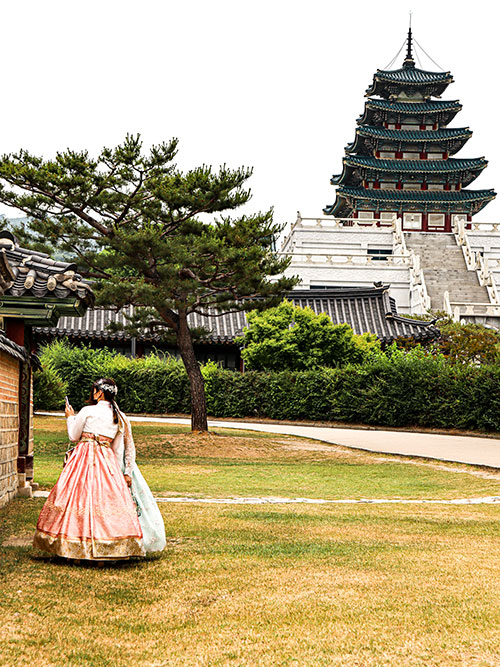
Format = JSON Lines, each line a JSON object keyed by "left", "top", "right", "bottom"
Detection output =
{"left": 33, "top": 339, "right": 500, "bottom": 433}
{"left": 239, "top": 301, "right": 377, "bottom": 370}
{"left": 36, "top": 340, "right": 190, "bottom": 413}
{"left": 33, "top": 365, "right": 68, "bottom": 411}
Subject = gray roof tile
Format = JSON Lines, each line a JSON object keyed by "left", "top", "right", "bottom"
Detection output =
{"left": 35, "top": 287, "right": 439, "bottom": 346}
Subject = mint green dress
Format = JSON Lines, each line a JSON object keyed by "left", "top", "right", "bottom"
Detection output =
{"left": 111, "top": 410, "right": 166, "bottom": 553}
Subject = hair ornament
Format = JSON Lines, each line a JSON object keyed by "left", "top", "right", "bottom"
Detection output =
{"left": 96, "top": 381, "right": 118, "bottom": 396}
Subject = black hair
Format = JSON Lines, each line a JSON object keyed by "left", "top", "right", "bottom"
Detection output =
{"left": 89, "top": 377, "right": 120, "bottom": 424}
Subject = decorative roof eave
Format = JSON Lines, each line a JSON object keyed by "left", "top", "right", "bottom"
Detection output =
{"left": 325, "top": 188, "right": 496, "bottom": 217}
{"left": 346, "top": 128, "right": 472, "bottom": 157}
{"left": 338, "top": 185, "right": 496, "bottom": 204}
{"left": 365, "top": 67, "right": 453, "bottom": 99}
{"left": 357, "top": 126, "right": 472, "bottom": 142}
{"left": 0, "top": 294, "right": 89, "bottom": 326}
{"left": 0, "top": 232, "right": 94, "bottom": 306}
{"left": 342, "top": 156, "right": 487, "bottom": 174}
{"left": 323, "top": 194, "right": 353, "bottom": 218}
{"left": 373, "top": 67, "right": 453, "bottom": 85}
{"left": 332, "top": 156, "right": 488, "bottom": 186}
{"left": 357, "top": 99, "right": 462, "bottom": 125}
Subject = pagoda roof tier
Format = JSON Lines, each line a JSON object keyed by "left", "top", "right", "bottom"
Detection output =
{"left": 366, "top": 66, "right": 453, "bottom": 99}
{"left": 331, "top": 156, "right": 488, "bottom": 186}
{"left": 358, "top": 99, "right": 462, "bottom": 125}
{"left": 324, "top": 186, "right": 496, "bottom": 217}
{"left": 347, "top": 126, "right": 472, "bottom": 156}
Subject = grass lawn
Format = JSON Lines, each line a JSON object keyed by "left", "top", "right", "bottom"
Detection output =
{"left": 1, "top": 416, "right": 500, "bottom": 666}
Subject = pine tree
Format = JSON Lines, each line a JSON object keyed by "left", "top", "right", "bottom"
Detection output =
{"left": 0, "top": 135, "right": 297, "bottom": 430}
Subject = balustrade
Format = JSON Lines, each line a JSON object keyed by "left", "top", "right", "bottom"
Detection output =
{"left": 453, "top": 221, "right": 500, "bottom": 305}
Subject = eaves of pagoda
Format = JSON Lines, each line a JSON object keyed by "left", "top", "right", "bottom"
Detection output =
{"left": 324, "top": 186, "right": 496, "bottom": 217}
{"left": 346, "top": 126, "right": 472, "bottom": 156}
{"left": 331, "top": 156, "right": 488, "bottom": 187}
{"left": 357, "top": 99, "right": 462, "bottom": 126}
{"left": 365, "top": 66, "right": 453, "bottom": 100}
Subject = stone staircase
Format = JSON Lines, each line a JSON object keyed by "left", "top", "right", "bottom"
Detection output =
{"left": 405, "top": 232, "right": 490, "bottom": 313}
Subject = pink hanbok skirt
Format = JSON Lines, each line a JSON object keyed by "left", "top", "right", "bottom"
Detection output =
{"left": 33, "top": 432, "right": 145, "bottom": 560}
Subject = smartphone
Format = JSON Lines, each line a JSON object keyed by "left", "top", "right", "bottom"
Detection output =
{"left": 65, "top": 396, "right": 70, "bottom": 407}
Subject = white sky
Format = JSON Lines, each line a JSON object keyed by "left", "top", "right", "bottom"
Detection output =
{"left": 1, "top": 0, "right": 499, "bottom": 237}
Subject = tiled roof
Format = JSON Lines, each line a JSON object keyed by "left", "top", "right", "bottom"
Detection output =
{"left": 289, "top": 289, "right": 439, "bottom": 343}
{"left": 338, "top": 156, "right": 487, "bottom": 176}
{"left": 355, "top": 126, "right": 471, "bottom": 143}
{"left": 335, "top": 186, "right": 496, "bottom": 204}
{"left": 0, "top": 231, "right": 94, "bottom": 304}
{"left": 36, "top": 305, "right": 249, "bottom": 345}
{"left": 373, "top": 67, "right": 453, "bottom": 85}
{"left": 0, "top": 330, "right": 28, "bottom": 362}
{"left": 35, "top": 288, "right": 440, "bottom": 346}
{"left": 363, "top": 99, "right": 461, "bottom": 115}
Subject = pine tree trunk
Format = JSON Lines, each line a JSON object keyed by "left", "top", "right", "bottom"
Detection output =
{"left": 176, "top": 311, "right": 208, "bottom": 432}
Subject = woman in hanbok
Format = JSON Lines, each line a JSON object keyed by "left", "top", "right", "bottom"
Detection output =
{"left": 33, "top": 379, "right": 145, "bottom": 561}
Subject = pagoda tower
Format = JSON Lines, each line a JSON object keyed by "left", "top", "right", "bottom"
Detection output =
{"left": 324, "top": 29, "right": 496, "bottom": 232}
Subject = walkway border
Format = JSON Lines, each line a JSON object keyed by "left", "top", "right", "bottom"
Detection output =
{"left": 36, "top": 412, "right": 500, "bottom": 469}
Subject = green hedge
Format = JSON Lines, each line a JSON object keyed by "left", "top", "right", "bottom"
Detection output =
{"left": 35, "top": 340, "right": 191, "bottom": 415}
{"left": 34, "top": 340, "right": 500, "bottom": 432}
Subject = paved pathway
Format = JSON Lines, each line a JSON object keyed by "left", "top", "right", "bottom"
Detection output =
{"left": 32, "top": 490, "right": 500, "bottom": 505}
{"left": 38, "top": 412, "right": 500, "bottom": 468}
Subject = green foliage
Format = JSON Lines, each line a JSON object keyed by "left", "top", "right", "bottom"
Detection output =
{"left": 0, "top": 135, "right": 298, "bottom": 331}
{"left": 34, "top": 340, "right": 500, "bottom": 432}
{"left": 36, "top": 340, "right": 190, "bottom": 414}
{"left": 433, "top": 320, "right": 500, "bottom": 364}
{"left": 32, "top": 365, "right": 67, "bottom": 411}
{"left": 239, "top": 301, "right": 378, "bottom": 370}
{"left": 0, "top": 135, "right": 299, "bottom": 429}
{"left": 395, "top": 317, "right": 500, "bottom": 365}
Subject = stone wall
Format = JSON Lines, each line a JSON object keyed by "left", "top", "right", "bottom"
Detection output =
{"left": 0, "top": 349, "right": 20, "bottom": 508}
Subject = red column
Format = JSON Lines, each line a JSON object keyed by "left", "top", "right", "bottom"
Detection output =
{"left": 4, "top": 319, "right": 25, "bottom": 346}
{"left": 422, "top": 214, "right": 429, "bottom": 232}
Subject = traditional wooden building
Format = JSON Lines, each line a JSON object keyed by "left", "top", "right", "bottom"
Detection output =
{"left": 0, "top": 231, "right": 93, "bottom": 505}
{"left": 35, "top": 285, "right": 439, "bottom": 367}
{"left": 325, "top": 28, "right": 496, "bottom": 231}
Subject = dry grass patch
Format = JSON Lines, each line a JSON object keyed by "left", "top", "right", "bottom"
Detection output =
{"left": 3, "top": 500, "right": 500, "bottom": 666}
{"left": 136, "top": 431, "right": 359, "bottom": 461}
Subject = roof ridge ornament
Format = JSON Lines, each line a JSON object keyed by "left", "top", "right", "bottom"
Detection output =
{"left": 403, "top": 16, "right": 416, "bottom": 69}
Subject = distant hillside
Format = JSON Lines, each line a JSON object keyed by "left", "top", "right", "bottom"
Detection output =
{"left": 0, "top": 215, "right": 29, "bottom": 227}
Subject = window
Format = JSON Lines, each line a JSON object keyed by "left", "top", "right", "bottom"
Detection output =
{"left": 367, "top": 248, "right": 393, "bottom": 261}
{"left": 403, "top": 213, "right": 422, "bottom": 230}
{"left": 380, "top": 212, "right": 397, "bottom": 222}
{"left": 428, "top": 214, "right": 445, "bottom": 228}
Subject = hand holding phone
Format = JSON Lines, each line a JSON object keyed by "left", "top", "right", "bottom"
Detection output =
{"left": 64, "top": 396, "right": 74, "bottom": 417}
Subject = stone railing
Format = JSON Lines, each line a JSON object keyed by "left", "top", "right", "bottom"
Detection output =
{"left": 453, "top": 220, "right": 500, "bottom": 306}
{"left": 465, "top": 221, "right": 500, "bottom": 232}
{"left": 443, "top": 291, "right": 500, "bottom": 321}
{"left": 279, "top": 251, "right": 409, "bottom": 267}
{"left": 280, "top": 212, "right": 396, "bottom": 252}
{"left": 394, "top": 218, "right": 432, "bottom": 312}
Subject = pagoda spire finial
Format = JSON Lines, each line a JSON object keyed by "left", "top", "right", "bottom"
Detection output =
{"left": 403, "top": 12, "right": 415, "bottom": 68}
